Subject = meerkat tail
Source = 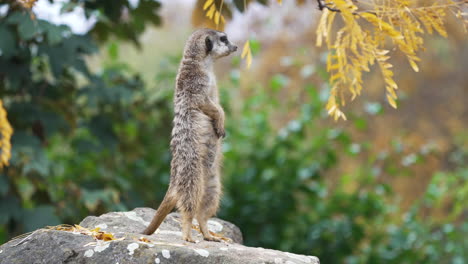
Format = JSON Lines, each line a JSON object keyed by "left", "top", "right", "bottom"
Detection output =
{"left": 142, "top": 192, "right": 176, "bottom": 235}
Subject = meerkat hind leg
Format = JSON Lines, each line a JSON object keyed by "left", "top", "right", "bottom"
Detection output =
{"left": 197, "top": 213, "right": 221, "bottom": 242}
{"left": 197, "top": 145, "right": 223, "bottom": 242}
{"left": 197, "top": 183, "right": 222, "bottom": 242}
{"left": 181, "top": 212, "right": 196, "bottom": 243}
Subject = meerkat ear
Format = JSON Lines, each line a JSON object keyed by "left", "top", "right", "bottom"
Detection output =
{"left": 205, "top": 36, "right": 213, "bottom": 54}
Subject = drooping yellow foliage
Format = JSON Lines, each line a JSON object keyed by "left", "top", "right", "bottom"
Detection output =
{"left": 316, "top": 0, "right": 466, "bottom": 120}
{"left": 241, "top": 41, "right": 253, "bottom": 69}
{"left": 203, "top": 0, "right": 226, "bottom": 27}
{"left": 0, "top": 100, "right": 13, "bottom": 168}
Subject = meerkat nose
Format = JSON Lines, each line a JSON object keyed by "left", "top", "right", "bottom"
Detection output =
{"left": 233, "top": 46, "right": 238, "bottom": 52}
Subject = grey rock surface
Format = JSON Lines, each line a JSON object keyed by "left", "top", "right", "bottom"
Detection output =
{"left": 0, "top": 208, "right": 319, "bottom": 264}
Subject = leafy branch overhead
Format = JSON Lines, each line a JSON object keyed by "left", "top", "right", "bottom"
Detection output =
{"left": 315, "top": 0, "right": 466, "bottom": 120}
{"left": 203, "top": 0, "right": 466, "bottom": 120}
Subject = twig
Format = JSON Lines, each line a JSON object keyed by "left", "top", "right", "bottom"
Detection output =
{"left": 12, "top": 230, "right": 42, "bottom": 247}
{"left": 316, "top": 0, "right": 341, "bottom": 12}
{"left": 316, "top": 0, "right": 378, "bottom": 16}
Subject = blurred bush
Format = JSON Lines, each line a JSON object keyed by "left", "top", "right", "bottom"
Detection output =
{"left": 0, "top": 0, "right": 167, "bottom": 241}
{"left": 219, "top": 73, "right": 467, "bottom": 263}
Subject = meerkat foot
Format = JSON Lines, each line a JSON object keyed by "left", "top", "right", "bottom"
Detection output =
{"left": 183, "top": 235, "right": 196, "bottom": 243}
{"left": 203, "top": 234, "right": 222, "bottom": 242}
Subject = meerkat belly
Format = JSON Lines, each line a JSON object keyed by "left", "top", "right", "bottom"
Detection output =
{"left": 192, "top": 110, "right": 219, "bottom": 174}
{"left": 194, "top": 111, "right": 217, "bottom": 147}
{"left": 206, "top": 71, "right": 218, "bottom": 102}
{"left": 171, "top": 110, "right": 217, "bottom": 158}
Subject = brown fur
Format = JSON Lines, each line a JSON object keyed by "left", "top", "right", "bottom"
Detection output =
{"left": 142, "top": 29, "right": 237, "bottom": 242}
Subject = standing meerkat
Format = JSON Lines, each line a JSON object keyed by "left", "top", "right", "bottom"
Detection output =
{"left": 142, "top": 29, "right": 237, "bottom": 242}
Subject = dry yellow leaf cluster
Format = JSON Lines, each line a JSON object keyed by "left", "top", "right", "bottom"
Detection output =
{"left": 316, "top": 0, "right": 465, "bottom": 120}
{"left": 53, "top": 225, "right": 120, "bottom": 241}
{"left": 203, "top": 0, "right": 226, "bottom": 26}
{"left": 0, "top": 100, "right": 13, "bottom": 168}
{"left": 241, "top": 41, "right": 253, "bottom": 69}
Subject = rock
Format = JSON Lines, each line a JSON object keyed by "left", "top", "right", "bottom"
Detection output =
{"left": 0, "top": 208, "right": 320, "bottom": 264}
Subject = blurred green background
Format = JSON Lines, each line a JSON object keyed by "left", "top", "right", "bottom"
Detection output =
{"left": 0, "top": 0, "right": 467, "bottom": 263}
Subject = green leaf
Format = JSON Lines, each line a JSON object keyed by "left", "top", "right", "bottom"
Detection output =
{"left": 10, "top": 131, "right": 41, "bottom": 165}
{"left": 270, "top": 74, "right": 289, "bottom": 91}
{"left": 38, "top": 35, "right": 96, "bottom": 77}
{"left": 89, "top": 116, "right": 118, "bottom": 149}
{"left": 46, "top": 24, "right": 66, "bottom": 45}
{"left": 107, "top": 42, "right": 119, "bottom": 60}
{"left": 0, "top": 26, "right": 16, "bottom": 59}
{"left": 18, "top": 15, "right": 40, "bottom": 40}
{"left": 22, "top": 148, "right": 50, "bottom": 176}
{"left": 6, "top": 12, "right": 25, "bottom": 24}
{"left": 60, "top": 2, "right": 79, "bottom": 13}
{"left": 6, "top": 12, "right": 41, "bottom": 39}
{"left": 17, "top": 177, "right": 36, "bottom": 202}
{"left": 249, "top": 39, "right": 261, "bottom": 55}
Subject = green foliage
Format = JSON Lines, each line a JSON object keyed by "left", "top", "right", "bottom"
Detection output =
{"left": 0, "top": 0, "right": 166, "bottom": 240}
{"left": 84, "top": 0, "right": 162, "bottom": 45}
{"left": 218, "top": 77, "right": 467, "bottom": 263}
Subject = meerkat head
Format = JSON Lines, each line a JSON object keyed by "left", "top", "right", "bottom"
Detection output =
{"left": 204, "top": 30, "right": 237, "bottom": 59}
{"left": 184, "top": 29, "right": 237, "bottom": 61}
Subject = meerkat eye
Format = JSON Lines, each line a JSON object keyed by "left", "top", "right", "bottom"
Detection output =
{"left": 220, "top": 36, "right": 228, "bottom": 43}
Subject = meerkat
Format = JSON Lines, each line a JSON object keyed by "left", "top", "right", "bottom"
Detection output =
{"left": 142, "top": 29, "right": 237, "bottom": 242}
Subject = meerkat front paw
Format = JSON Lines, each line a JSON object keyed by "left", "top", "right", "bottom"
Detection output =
{"left": 215, "top": 124, "right": 226, "bottom": 138}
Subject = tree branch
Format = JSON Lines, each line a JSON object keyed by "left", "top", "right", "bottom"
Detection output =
{"left": 316, "top": 0, "right": 341, "bottom": 12}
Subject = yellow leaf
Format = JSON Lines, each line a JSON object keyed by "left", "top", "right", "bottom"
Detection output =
{"left": 74, "top": 225, "right": 86, "bottom": 231}
{"left": 327, "top": 64, "right": 340, "bottom": 71}
{"left": 203, "top": 0, "right": 214, "bottom": 10}
{"left": 139, "top": 237, "right": 151, "bottom": 243}
{"left": 241, "top": 41, "right": 250, "bottom": 58}
{"left": 376, "top": 49, "right": 390, "bottom": 56}
{"left": 327, "top": 105, "right": 337, "bottom": 115}
{"left": 214, "top": 11, "right": 220, "bottom": 25}
{"left": 334, "top": 112, "right": 339, "bottom": 121}
{"left": 361, "top": 12, "right": 404, "bottom": 40}
{"left": 325, "top": 11, "right": 337, "bottom": 48}
{"left": 387, "top": 94, "right": 398, "bottom": 108}
{"left": 385, "top": 77, "right": 398, "bottom": 90}
{"left": 340, "top": 111, "right": 348, "bottom": 121}
{"left": 330, "top": 73, "right": 343, "bottom": 83}
{"left": 246, "top": 51, "right": 252, "bottom": 69}
{"left": 206, "top": 4, "right": 215, "bottom": 19}
{"left": 95, "top": 232, "right": 116, "bottom": 241}
{"left": 0, "top": 100, "right": 13, "bottom": 168}
{"left": 409, "top": 59, "right": 419, "bottom": 72}
{"left": 241, "top": 41, "right": 252, "bottom": 69}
